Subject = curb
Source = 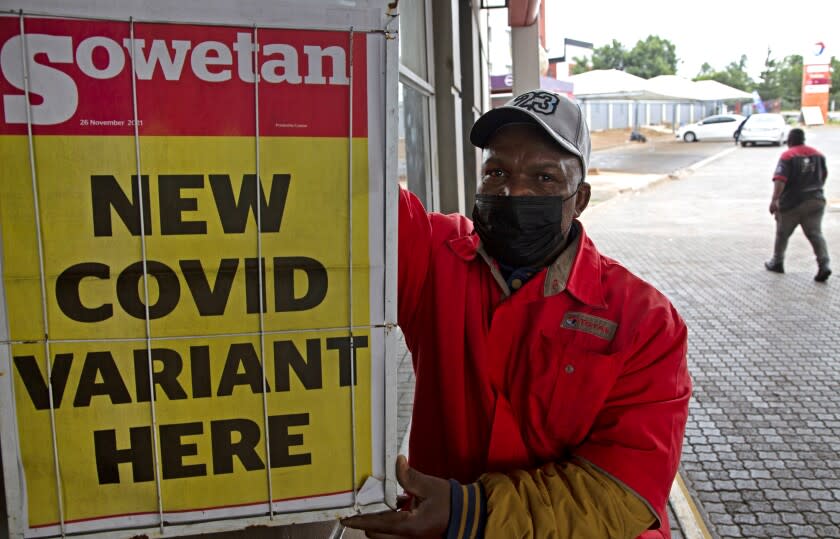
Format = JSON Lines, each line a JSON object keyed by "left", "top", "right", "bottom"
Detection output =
{"left": 669, "top": 474, "right": 713, "bottom": 539}
{"left": 669, "top": 146, "right": 738, "bottom": 178}
{"left": 590, "top": 133, "right": 676, "bottom": 153}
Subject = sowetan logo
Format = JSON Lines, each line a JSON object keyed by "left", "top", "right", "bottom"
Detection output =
{"left": 512, "top": 90, "right": 559, "bottom": 115}
{"left": 1, "top": 31, "right": 350, "bottom": 125}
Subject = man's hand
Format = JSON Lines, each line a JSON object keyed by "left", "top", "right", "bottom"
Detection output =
{"left": 341, "top": 455, "right": 450, "bottom": 538}
{"left": 769, "top": 199, "right": 779, "bottom": 215}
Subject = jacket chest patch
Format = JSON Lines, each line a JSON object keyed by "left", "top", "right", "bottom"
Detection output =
{"left": 561, "top": 312, "right": 617, "bottom": 340}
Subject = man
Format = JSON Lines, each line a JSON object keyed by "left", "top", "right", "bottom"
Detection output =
{"left": 765, "top": 128, "right": 831, "bottom": 282}
{"left": 343, "top": 90, "right": 691, "bottom": 538}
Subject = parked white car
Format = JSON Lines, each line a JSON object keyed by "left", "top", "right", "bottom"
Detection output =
{"left": 677, "top": 114, "right": 745, "bottom": 142}
{"left": 738, "top": 113, "right": 789, "bottom": 146}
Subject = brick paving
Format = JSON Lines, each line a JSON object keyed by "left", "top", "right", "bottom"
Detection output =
{"left": 583, "top": 128, "right": 840, "bottom": 538}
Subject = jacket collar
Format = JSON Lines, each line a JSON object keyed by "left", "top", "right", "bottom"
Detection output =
{"left": 446, "top": 221, "right": 606, "bottom": 308}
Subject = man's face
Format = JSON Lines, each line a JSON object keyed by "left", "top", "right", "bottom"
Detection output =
{"left": 478, "top": 123, "right": 591, "bottom": 234}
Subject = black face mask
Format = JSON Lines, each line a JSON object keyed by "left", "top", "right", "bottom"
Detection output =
{"left": 472, "top": 193, "right": 576, "bottom": 268}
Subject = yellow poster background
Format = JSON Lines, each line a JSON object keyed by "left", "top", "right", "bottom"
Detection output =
{"left": 0, "top": 136, "right": 370, "bottom": 341}
{"left": 0, "top": 134, "right": 373, "bottom": 528}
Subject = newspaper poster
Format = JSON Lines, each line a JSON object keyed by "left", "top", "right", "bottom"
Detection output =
{"left": 0, "top": 6, "right": 394, "bottom": 537}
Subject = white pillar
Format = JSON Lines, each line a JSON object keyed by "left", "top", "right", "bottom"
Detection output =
{"left": 608, "top": 102, "right": 613, "bottom": 129}
{"left": 511, "top": 19, "right": 540, "bottom": 96}
{"left": 628, "top": 102, "right": 633, "bottom": 127}
{"left": 646, "top": 103, "right": 651, "bottom": 125}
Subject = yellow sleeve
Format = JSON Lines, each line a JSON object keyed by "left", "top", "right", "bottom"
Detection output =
{"left": 476, "top": 458, "right": 656, "bottom": 539}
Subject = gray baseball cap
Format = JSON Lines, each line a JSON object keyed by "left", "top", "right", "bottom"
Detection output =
{"left": 470, "top": 90, "right": 591, "bottom": 180}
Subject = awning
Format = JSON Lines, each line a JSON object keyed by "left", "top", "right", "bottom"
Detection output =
{"left": 508, "top": 0, "right": 540, "bottom": 26}
{"left": 692, "top": 79, "right": 753, "bottom": 100}
{"left": 644, "top": 75, "right": 708, "bottom": 101}
{"left": 569, "top": 70, "right": 753, "bottom": 102}
{"left": 568, "top": 69, "right": 650, "bottom": 99}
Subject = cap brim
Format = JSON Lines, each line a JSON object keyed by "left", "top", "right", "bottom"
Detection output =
{"left": 469, "top": 106, "right": 583, "bottom": 164}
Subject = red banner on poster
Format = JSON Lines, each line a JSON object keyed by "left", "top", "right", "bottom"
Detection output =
{"left": 0, "top": 18, "right": 368, "bottom": 137}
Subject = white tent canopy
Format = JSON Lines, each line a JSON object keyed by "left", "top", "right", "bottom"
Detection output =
{"left": 569, "top": 70, "right": 752, "bottom": 102}
{"left": 692, "top": 79, "right": 753, "bottom": 100}
{"left": 645, "top": 75, "right": 708, "bottom": 101}
{"left": 568, "top": 69, "right": 650, "bottom": 98}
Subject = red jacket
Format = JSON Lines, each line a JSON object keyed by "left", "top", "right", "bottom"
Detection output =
{"left": 398, "top": 188, "right": 691, "bottom": 535}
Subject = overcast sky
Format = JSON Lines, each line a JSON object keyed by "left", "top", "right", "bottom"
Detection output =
{"left": 544, "top": 0, "right": 839, "bottom": 80}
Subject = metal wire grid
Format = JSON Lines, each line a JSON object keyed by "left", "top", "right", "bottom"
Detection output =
{"left": 11, "top": 11, "right": 372, "bottom": 537}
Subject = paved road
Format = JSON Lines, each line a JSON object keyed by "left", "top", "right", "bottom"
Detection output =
{"left": 591, "top": 138, "right": 733, "bottom": 174}
{"left": 584, "top": 126, "right": 840, "bottom": 538}
{"left": 587, "top": 138, "right": 737, "bottom": 206}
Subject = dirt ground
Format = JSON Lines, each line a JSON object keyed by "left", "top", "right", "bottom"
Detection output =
{"left": 590, "top": 126, "right": 674, "bottom": 151}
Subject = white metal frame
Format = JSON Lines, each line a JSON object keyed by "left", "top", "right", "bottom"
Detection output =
{"left": 0, "top": 2, "right": 399, "bottom": 537}
{"left": 396, "top": 0, "right": 439, "bottom": 212}
{"left": 0, "top": 169, "right": 25, "bottom": 539}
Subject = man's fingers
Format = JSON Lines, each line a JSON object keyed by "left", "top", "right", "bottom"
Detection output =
{"left": 396, "top": 493, "right": 415, "bottom": 511}
{"left": 395, "top": 454, "right": 437, "bottom": 498}
{"left": 340, "top": 510, "right": 411, "bottom": 534}
{"left": 343, "top": 459, "right": 450, "bottom": 538}
{"left": 395, "top": 455, "right": 415, "bottom": 493}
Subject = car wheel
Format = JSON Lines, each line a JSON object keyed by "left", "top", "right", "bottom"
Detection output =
{"left": 683, "top": 132, "right": 696, "bottom": 143}
{"left": 740, "top": 141, "right": 748, "bottom": 147}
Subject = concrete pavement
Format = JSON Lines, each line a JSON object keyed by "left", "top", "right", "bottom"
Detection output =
{"left": 584, "top": 127, "right": 840, "bottom": 538}
{"left": 587, "top": 138, "right": 736, "bottom": 205}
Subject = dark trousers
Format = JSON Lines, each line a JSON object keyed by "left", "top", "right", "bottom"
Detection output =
{"left": 772, "top": 198, "right": 830, "bottom": 266}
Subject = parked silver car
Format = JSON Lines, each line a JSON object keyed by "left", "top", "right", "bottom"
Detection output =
{"left": 738, "top": 113, "right": 789, "bottom": 146}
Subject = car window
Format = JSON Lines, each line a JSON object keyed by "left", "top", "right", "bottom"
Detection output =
{"left": 719, "top": 117, "right": 736, "bottom": 123}
{"left": 703, "top": 116, "right": 721, "bottom": 124}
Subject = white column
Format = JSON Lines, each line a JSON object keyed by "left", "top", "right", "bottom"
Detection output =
{"left": 608, "top": 102, "right": 613, "bottom": 129}
{"left": 511, "top": 19, "right": 540, "bottom": 96}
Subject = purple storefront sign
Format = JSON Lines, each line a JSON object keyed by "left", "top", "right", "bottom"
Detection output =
{"left": 490, "top": 74, "right": 574, "bottom": 95}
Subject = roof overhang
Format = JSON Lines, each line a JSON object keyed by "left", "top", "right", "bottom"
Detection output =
{"left": 508, "top": 0, "right": 540, "bottom": 26}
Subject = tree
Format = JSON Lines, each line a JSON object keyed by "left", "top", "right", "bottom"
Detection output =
{"left": 570, "top": 55, "right": 591, "bottom": 75}
{"left": 590, "top": 39, "right": 627, "bottom": 71}
{"left": 625, "top": 35, "right": 677, "bottom": 79}
{"left": 693, "top": 54, "right": 755, "bottom": 91}
{"left": 570, "top": 35, "right": 678, "bottom": 78}
{"left": 831, "top": 57, "right": 840, "bottom": 110}
{"left": 697, "top": 62, "right": 715, "bottom": 78}
{"left": 755, "top": 50, "right": 802, "bottom": 109}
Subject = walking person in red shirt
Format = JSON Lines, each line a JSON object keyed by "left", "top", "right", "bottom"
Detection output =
{"left": 343, "top": 90, "right": 691, "bottom": 538}
{"left": 765, "top": 128, "right": 831, "bottom": 282}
